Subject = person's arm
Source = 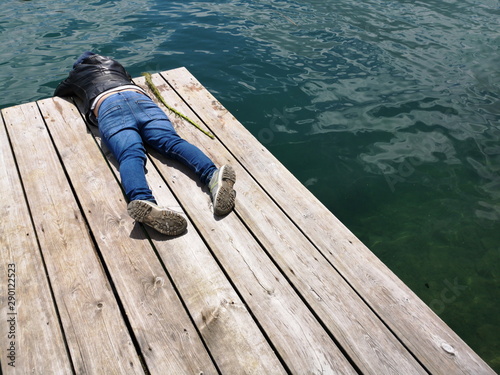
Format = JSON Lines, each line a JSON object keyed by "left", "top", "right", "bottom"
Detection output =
{"left": 54, "top": 77, "right": 74, "bottom": 97}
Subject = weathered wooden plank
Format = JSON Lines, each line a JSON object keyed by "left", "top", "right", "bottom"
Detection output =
{"left": 38, "top": 97, "right": 218, "bottom": 375}
{"left": 133, "top": 76, "right": 358, "bottom": 374}
{"left": 162, "top": 67, "right": 495, "bottom": 375}
{"left": 141, "top": 72, "right": 429, "bottom": 374}
{"left": 72, "top": 99, "right": 288, "bottom": 374}
{"left": 150, "top": 156, "right": 355, "bottom": 375}
{"left": 0, "top": 109, "right": 72, "bottom": 374}
{"left": 141, "top": 171, "right": 288, "bottom": 375}
{"left": 136, "top": 73, "right": 428, "bottom": 374}
{"left": 2, "top": 102, "right": 144, "bottom": 374}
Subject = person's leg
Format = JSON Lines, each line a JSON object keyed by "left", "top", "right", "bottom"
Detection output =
{"left": 134, "top": 96, "right": 217, "bottom": 185}
{"left": 98, "top": 91, "right": 187, "bottom": 235}
{"left": 130, "top": 93, "right": 236, "bottom": 216}
{"left": 98, "top": 92, "right": 156, "bottom": 203}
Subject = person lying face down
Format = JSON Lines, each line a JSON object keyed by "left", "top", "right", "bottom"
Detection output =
{"left": 55, "top": 51, "right": 236, "bottom": 236}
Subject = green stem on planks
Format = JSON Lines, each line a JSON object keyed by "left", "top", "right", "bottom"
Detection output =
{"left": 142, "top": 72, "right": 215, "bottom": 139}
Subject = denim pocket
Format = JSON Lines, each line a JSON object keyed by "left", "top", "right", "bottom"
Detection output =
{"left": 99, "top": 104, "right": 122, "bottom": 119}
{"left": 136, "top": 99, "right": 164, "bottom": 120}
{"left": 98, "top": 104, "right": 124, "bottom": 139}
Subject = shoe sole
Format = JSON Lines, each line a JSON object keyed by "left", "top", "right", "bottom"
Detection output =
{"left": 213, "top": 165, "right": 236, "bottom": 216}
{"left": 128, "top": 200, "right": 187, "bottom": 236}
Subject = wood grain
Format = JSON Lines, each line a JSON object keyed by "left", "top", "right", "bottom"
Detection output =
{"left": 3, "top": 102, "right": 144, "bottom": 374}
{"left": 0, "top": 107, "right": 72, "bottom": 374}
{"left": 38, "top": 97, "right": 217, "bottom": 375}
{"left": 134, "top": 75, "right": 358, "bottom": 374}
{"left": 79, "top": 97, "right": 288, "bottom": 375}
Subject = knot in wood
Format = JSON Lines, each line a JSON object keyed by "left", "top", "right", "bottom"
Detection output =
{"left": 143, "top": 276, "right": 166, "bottom": 295}
{"left": 153, "top": 276, "right": 164, "bottom": 289}
{"left": 441, "top": 342, "right": 456, "bottom": 355}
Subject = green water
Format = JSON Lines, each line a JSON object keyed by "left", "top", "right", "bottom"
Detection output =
{"left": 2, "top": 0, "right": 499, "bottom": 370}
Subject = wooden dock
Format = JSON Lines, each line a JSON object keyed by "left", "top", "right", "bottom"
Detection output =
{"left": 0, "top": 68, "right": 494, "bottom": 374}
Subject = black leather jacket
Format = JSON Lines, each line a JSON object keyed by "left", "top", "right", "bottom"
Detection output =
{"left": 54, "top": 52, "right": 138, "bottom": 125}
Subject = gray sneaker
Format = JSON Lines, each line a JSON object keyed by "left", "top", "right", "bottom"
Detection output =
{"left": 208, "top": 165, "right": 236, "bottom": 216}
{"left": 127, "top": 200, "right": 187, "bottom": 236}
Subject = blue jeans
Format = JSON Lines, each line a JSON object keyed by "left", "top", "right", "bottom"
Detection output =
{"left": 98, "top": 91, "right": 217, "bottom": 203}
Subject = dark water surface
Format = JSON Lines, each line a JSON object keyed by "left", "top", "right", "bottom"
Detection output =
{"left": 2, "top": 0, "right": 499, "bottom": 370}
